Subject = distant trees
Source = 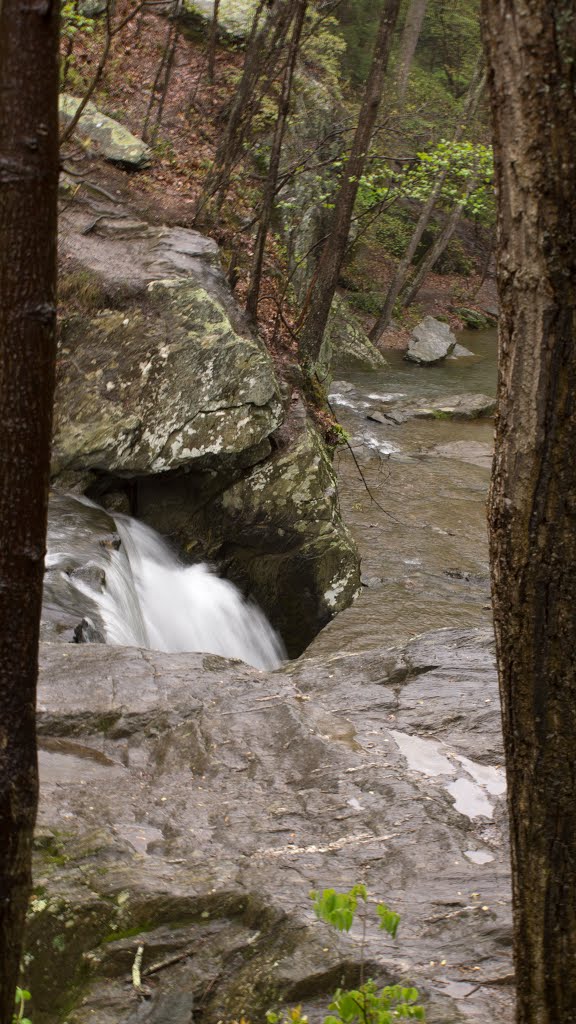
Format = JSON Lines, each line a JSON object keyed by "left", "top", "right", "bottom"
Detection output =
{"left": 0, "top": 0, "right": 60, "bottom": 1015}
{"left": 297, "top": 0, "right": 402, "bottom": 366}
{"left": 482, "top": 1, "right": 576, "bottom": 1021}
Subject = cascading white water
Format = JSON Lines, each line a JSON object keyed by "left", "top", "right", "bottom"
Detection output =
{"left": 54, "top": 499, "right": 285, "bottom": 670}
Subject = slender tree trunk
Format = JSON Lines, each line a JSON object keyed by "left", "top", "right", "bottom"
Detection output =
{"left": 481, "top": 1, "right": 576, "bottom": 1022}
{"left": 370, "top": 61, "right": 484, "bottom": 341}
{"left": 395, "top": 0, "right": 427, "bottom": 105}
{"left": 398, "top": 169, "right": 477, "bottom": 307}
{"left": 196, "top": 0, "right": 294, "bottom": 219}
{"left": 246, "top": 0, "right": 308, "bottom": 322}
{"left": 59, "top": 0, "right": 145, "bottom": 147}
{"left": 0, "top": 0, "right": 60, "bottom": 1016}
{"left": 142, "top": 0, "right": 182, "bottom": 145}
{"left": 207, "top": 0, "right": 221, "bottom": 83}
{"left": 297, "top": 0, "right": 402, "bottom": 367}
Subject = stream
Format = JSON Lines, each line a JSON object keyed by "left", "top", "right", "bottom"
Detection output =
{"left": 312, "top": 327, "right": 497, "bottom": 655}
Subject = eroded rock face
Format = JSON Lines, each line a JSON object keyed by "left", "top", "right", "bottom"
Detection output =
{"left": 405, "top": 317, "right": 457, "bottom": 365}
{"left": 30, "top": 628, "right": 512, "bottom": 1024}
{"left": 204, "top": 403, "right": 361, "bottom": 654}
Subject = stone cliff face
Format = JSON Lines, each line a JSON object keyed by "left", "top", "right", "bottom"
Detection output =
{"left": 54, "top": 199, "right": 360, "bottom": 654}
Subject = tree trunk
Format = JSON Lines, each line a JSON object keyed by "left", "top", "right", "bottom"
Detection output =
{"left": 395, "top": 0, "right": 427, "bottom": 105}
{"left": 246, "top": 0, "right": 308, "bottom": 322}
{"left": 398, "top": 168, "right": 477, "bottom": 307}
{"left": 297, "top": 0, "right": 402, "bottom": 367}
{"left": 196, "top": 0, "right": 294, "bottom": 219}
{"left": 481, "top": 1, "right": 576, "bottom": 1022}
{"left": 207, "top": 0, "right": 221, "bottom": 83}
{"left": 0, "top": 0, "right": 60, "bottom": 1016}
{"left": 370, "top": 61, "right": 484, "bottom": 340}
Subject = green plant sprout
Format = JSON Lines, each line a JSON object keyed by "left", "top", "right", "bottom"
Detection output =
{"left": 13, "top": 988, "right": 32, "bottom": 1024}
{"left": 267, "top": 887, "right": 424, "bottom": 1024}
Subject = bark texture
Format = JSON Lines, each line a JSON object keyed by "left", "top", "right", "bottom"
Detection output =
{"left": 297, "top": 0, "right": 401, "bottom": 367}
{"left": 0, "top": 0, "right": 59, "bottom": 1014}
{"left": 482, "top": 2, "right": 576, "bottom": 1022}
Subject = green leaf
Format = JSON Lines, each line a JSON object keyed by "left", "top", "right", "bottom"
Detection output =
{"left": 376, "top": 903, "right": 401, "bottom": 939}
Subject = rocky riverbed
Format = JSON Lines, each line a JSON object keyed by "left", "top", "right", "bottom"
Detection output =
{"left": 32, "top": 626, "right": 511, "bottom": 1024}
{"left": 30, "top": 319, "right": 514, "bottom": 1023}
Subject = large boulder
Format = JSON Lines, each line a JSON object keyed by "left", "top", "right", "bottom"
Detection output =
{"left": 53, "top": 277, "right": 282, "bottom": 481}
{"left": 56, "top": 204, "right": 359, "bottom": 653}
{"left": 59, "top": 95, "right": 152, "bottom": 168}
{"left": 178, "top": 0, "right": 256, "bottom": 40}
{"left": 29, "top": 628, "right": 512, "bottom": 1024}
{"left": 322, "top": 295, "right": 388, "bottom": 372}
{"left": 405, "top": 316, "right": 457, "bottom": 365}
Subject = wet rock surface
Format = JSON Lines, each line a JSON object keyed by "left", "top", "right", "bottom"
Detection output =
{"left": 41, "top": 494, "right": 118, "bottom": 643}
{"left": 30, "top": 628, "right": 512, "bottom": 1024}
{"left": 405, "top": 318, "right": 457, "bottom": 365}
{"left": 366, "top": 394, "right": 496, "bottom": 426}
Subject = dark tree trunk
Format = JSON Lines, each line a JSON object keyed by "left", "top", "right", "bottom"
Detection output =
{"left": 297, "top": 0, "right": 402, "bottom": 367}
{"left": 0, "top": 0, "right": 59, "bottom": 1014}
{"left": 481, "top": 1, "right": 576, "bottom": 1022}
{"left": 246, "top": 0, "right": 308, "bottom": 323}
{"left": 398, "top": 167, "right": 478, "bottom": 307}
{"left": 207, "top": 0, "right": 221, "bottom": 83}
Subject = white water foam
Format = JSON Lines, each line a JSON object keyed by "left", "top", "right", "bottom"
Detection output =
{"left": 66, "top": 507, "right": 285, "bottom": 670}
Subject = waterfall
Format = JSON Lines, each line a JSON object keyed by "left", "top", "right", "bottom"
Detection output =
{"left": 49, "top": 498, "right": 285, "bottom": 671}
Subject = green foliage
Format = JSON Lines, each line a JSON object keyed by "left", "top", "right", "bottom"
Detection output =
{"left": 268, "top": 887, "right": 427, "bottom": 1024}
{"left": 300, "top": 10, "right": 347, "bottom": 93}
{"left": 373, "top": 209, "right": 416, "bottom": 259}
{"left": 335, "top": 0, "right": 381, "bottom": 84}
{"left": 417, "top": 0, "right": 481, "bottom": 99}
{"left": 310, "top": 884, "right": 367, "bottom": 931}
{"left": 13, "top": 988, "right": 32, "bottom": 1024}
{"left": 359, "top": 140, "right": 494, "bottom": 224}
{"left": 61, "top": 0, "right": 95, "bottom": 39}
{"left": 326, "top": 981, "right": 425, "bottom": 1023}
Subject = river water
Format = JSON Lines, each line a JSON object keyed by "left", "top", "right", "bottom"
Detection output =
{"left": 308, "top": 328, "right": 498, "bottom": 656}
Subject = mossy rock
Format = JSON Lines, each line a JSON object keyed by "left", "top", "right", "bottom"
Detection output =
{"left": 59, "top": 95, "right": 152, "bottom": 168}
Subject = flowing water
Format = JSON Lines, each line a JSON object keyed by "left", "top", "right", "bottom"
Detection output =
{"left": 45, "top": 496, "right": 285, "bottom": 670}
{"left": 307, "top": 327, "right": 498, "bottom": 656}
{"left": 45, "top": 329, "right": 496, "bottom": 668}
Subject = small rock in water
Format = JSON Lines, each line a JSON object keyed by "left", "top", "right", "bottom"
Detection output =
{"left": 70, "top": 562, "right": 106, "bottom": 593}
{"left": 73, "top": 617, "right": 105, "bottom": 644}
{"left": 405, "top": 316, "right": 457, "bottom": 365}
{"left": 330, "top": 380, "right": 355, "bottom": 394}
{"left": 450, "top": 343, "right": 476, "bottom": 358}
{"left": 360, "top": 574, "right": 383, "bottom": 588}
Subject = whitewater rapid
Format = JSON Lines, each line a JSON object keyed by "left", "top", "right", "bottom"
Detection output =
{"left": 47, "top": 500, "right": 285, "bottom": 671}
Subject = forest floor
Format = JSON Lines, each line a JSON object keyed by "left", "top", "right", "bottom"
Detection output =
{"left": 60, "top": 6, "right": 497, "bottom": 362}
